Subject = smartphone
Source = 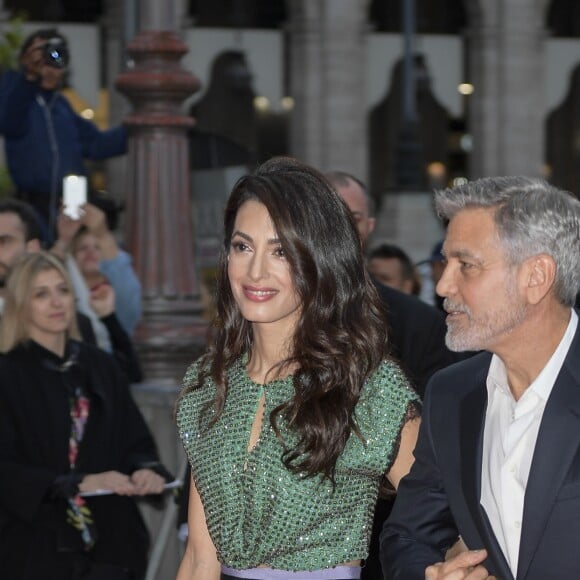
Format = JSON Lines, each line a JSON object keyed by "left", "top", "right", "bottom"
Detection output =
{"left": 62, "top": 175, "right": 87, "bottom": 220}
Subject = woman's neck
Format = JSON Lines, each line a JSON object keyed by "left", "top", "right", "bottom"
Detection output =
{"left": 247, "top": 324, "right": 294, "bottom": 384}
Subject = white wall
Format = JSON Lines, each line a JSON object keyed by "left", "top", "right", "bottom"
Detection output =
{"left": 182, "top": 28, "right": 284, "bottom": 111}
{"left": 178, "top": 30, "right": 580, "bottom": 120}
{"left": 9, "top": 24, "right": 580, "bottom": 121}
{"left": 545, "top": 38, "right": 580, "bottom": 112}
{"left": 368, "top": 33, "right": 463, "bottom": 117}
{"left": 180, "top": 29, "right": 463, "bottom": 116}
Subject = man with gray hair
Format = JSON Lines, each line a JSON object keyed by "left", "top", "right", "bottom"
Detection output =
{"left": 381, "top": 176, "right": 580, "bottom": 579}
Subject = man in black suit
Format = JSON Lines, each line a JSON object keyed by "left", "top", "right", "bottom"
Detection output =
{"left": 326, "top": 171, "right": 460, "bottom": 580}
{"left": 381, "top": 176, "right": 580, "bottom": 579}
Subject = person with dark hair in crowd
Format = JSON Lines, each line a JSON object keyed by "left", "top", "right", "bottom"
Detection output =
{"left": 0, "top": 198, "right": 43, "bottom": 284}
{"left": 0, "top": 198, "right": 142, "bottom": 382}
{"left": 325, "top": 170, "right": 459, "bottom": 397}
{"left": 175, "top": 157, "right": 420, "bottom": 580}
{"left": 0, "top": 28, "right": 127, "bottom": 242}
{"left": 417, "top": 240, "right": 447, "bottom": 311}
{"left": 0, "top": 252, "right": 171, "bottom": 579}
{"left": 381, "top": 177, "right": 580, "bottom": 579}
{"left": 367, "top": 243, "right": 422, "bottom": 296}
{"left": 52, "top": 202, "right": 142, "bottom": 338}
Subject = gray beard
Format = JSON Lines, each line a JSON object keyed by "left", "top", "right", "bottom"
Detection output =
{"left": 444, "top": 303, "right": 528, "bottom": 352}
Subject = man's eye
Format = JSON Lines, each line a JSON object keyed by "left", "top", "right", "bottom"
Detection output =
{"left": 273, "top": 246, "right": 286, "bottom": 258}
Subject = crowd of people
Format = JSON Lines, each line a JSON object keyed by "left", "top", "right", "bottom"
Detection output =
{"left": 1, "top": 25, "right": 580, "bottom": 580}
{"left": 0, "top": 28, "right": 155, "bottom": 580}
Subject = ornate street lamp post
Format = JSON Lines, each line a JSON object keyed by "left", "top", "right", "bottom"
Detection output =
{"left": 116, "top": 1, "right": 207, "bottom": 382}
{"left": 395, "top": 0, "right": 423, "bottom": 190}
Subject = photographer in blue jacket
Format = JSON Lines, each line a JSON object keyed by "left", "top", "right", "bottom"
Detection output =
{"left": 0, "top": 28, "right": 127, "bottom": 243}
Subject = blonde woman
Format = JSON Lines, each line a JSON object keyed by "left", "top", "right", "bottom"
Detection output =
{"left": 0, "top": 252, "right": 170, "bottom": 580}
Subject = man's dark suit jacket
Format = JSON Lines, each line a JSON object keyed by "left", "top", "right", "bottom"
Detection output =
{"left": 362, "top": 282, "right": 461, "bottom": 580}
{"left": 374, "top": 281, "right": 459, "bottom": 397}
{"left": 381, "top": 319, "right": 580, "bottom": 580}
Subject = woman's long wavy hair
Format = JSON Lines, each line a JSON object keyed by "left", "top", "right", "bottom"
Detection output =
{"left": 183, "top": 157, "right": 389, "bottom": 481}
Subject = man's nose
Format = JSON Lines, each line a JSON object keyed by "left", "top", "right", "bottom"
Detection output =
{"left": 435, "top": 263, "right": 454, "bottom": 298}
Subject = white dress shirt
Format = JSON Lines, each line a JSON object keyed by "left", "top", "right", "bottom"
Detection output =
{"left": 480, "top": 310, "right": 577, "bottom": 576}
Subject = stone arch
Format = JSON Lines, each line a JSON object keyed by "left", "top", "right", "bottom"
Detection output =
{"left": 368, "top": 54, "right": 450, "bottom": 198}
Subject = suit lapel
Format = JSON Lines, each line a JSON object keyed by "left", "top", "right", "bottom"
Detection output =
{"left": 459, "top": 374, "right": 487, "bottom": 532}
{"left": 459, "top": 363, "right": 514, "bottom": 579}
{"left": 517, "top": 341, "right": 580, "bottom": 579}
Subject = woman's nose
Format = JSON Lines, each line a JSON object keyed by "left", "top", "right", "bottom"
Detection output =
{"left": 248, "top": 252, "right": 267, "bottom": 281}
{"left": 51, "top": 291, "right": 63, "bottom": 306}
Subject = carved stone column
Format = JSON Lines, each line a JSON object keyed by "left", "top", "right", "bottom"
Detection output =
{"left": 287, "top": 0, "right": 369, "bottom": 179}
{"left": 465, "top": 0, "right": 549, "bottom": 177}
{"left": 116, "top": 1, "right": 206, "bottom": 382}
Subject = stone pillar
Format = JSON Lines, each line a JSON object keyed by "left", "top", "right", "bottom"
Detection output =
{"left": 287, "top": 0, "right": 369, "bottom": 179}
{"left": 116, "top": 0, "right": 206, "bottom": 383}
{"left": 466, "top": 0, "right": 549, "bottom": 177}
{"left": 102, "top": 0, "right": 130, "bottom": 202}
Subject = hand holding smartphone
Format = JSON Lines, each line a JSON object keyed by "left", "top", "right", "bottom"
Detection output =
{"left": 62, "top": 175, "right": 87, "bottom": 220}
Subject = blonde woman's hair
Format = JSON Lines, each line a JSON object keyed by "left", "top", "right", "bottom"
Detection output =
{"left": 0, "top": 252, "right": 80, "bottom": 352}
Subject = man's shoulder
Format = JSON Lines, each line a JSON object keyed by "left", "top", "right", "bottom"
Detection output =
{"left": 0, "top": 69, "right": 38, "bottom": 102}
{"left": 0, "top": 69, "right": 26, "bottom": 88}
{"left": 374, "top": 280, "right": 445, "bottom": 325}
{"left": 438, "top": 348, "right": 489, "bottom": 372}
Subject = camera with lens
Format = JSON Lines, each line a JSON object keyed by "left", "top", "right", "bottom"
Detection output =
{"left": 42, "top": 38, "right": 69, "bottom": 69}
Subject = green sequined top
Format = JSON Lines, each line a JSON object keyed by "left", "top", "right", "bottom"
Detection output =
{"left": 176, "top": 356, "right": 419, "bottom": 572}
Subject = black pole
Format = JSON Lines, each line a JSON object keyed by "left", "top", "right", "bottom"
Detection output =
{"left": 395, "top": 0, "right": 423, "bottom": 190}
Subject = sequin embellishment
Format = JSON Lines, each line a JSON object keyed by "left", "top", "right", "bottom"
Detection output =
{"left": 176, "top": 358, "right": 419, "bottom": 571}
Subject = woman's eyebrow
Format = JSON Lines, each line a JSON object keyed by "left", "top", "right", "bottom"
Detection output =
{"left": 231, "top": 231, "right": 281, "bottom": 245}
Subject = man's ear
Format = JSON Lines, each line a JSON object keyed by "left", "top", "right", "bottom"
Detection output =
{"left": 367, "top": 217, "right": 376, "bottom": 235}
{"left": 26, "top": 239, "right": 42, "bottom": 253}
{"left": 524, "top": 254, "right": 556, "bottom": 305}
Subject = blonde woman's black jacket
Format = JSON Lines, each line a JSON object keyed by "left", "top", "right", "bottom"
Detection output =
{"left": 0, "top": 339, "right": 168, "bottom": 580}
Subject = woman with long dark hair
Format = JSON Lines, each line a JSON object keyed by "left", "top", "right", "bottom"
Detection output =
{"left": 0, "top": 252, "right": 171, "bottom": 579}
{"left": 176, "top": 157, "right": 420, "bottom": 580}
